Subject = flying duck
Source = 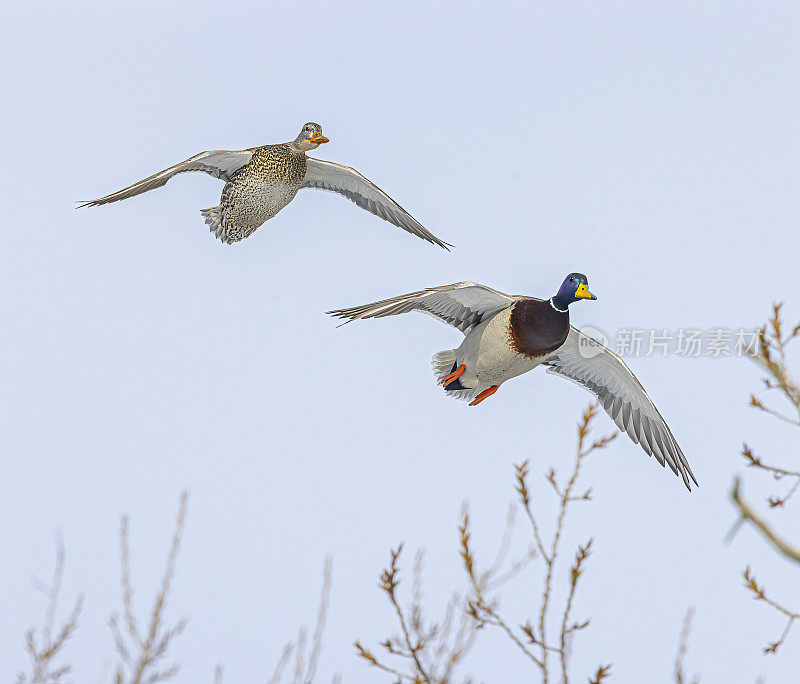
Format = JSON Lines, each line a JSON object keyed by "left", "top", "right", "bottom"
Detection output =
{"left": 328, "top": 274, "right": 697, "bottom": 490}
{"left": 79, "top": 123, "right": 450, "bottom": 249}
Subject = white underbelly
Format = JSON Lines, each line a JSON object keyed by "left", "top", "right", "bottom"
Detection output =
{"left": 455, "top": 309, "right": 542, "bottom": 387}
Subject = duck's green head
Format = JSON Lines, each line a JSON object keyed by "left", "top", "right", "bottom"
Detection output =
{"left": 551, "top": 273, "right": 596, "bottom": 312}
{"left": 294, "top": 122, "right": 329, "bottom": 151}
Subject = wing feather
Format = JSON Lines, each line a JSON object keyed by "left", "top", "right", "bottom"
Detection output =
{"left": 543, "top": 326, "right": 697, "bottom": 490}
{"left": 302, "top": 157, "right": 451, "bottom": 249}
{"left": 327, "top": 282, "right": 515, "bottom": 335}
{"left": 78, "top": 149, "right": 254, "bottom": 207}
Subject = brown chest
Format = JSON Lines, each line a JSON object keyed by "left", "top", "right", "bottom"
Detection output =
{"left": 245, "top": 144, "right": 307, "bottom": 186}
{"left": 507, "top": 299, "right": 569, "bottom": 358}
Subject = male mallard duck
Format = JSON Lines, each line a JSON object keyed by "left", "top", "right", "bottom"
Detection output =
{"left": 328, "top": 274, "right": 697, "bottom": 490}
{"left": 79, "top": 123, "right": 450, "bottom": 249}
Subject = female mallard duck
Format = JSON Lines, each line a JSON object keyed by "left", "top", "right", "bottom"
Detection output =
{"left": 79, "top": 123, "right": 450, "bottom": 249}
{"left": 328, "top": 273, "right": 697, "bottom": 490}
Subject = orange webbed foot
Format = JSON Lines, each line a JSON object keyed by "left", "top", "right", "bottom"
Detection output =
{"left": 442, "top": 363, "right": 466, "bottom": 388}
{"left": 470, "top": 385, "right": 499, "bottom": 406}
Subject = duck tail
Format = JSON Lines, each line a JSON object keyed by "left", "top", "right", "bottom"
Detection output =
{"left": 199, "top": 205, "right": 225, "bottom": 241}
{"left": 432, "top": 350, "right": 457, "bottom": 380}
{"left": 431, "top": 350, "right": 481, "bottom": 403}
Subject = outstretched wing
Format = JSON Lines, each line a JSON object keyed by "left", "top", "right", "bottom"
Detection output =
{"left": 543, "top": 326, "right": 698, "bottom": 490}
{"left": 327, "top": 282, "right": 515, "bottom": 334}
{"left": 78, "top": 149, "right": 254, "bottom": 207}
{"left": 301, "top": 157, "right": 451, "bottom": 250}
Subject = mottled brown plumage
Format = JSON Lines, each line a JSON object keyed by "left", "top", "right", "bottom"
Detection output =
{"left": 79, "top": 122, "right": 451, "bottom": 248}
{"left": 508, "top": 298, "right": 570, "bottom": 358}
{"left": 212, "top": 143, "right": 307, "bottom": 242}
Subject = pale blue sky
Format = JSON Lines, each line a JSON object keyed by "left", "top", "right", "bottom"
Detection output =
{"left": 2, "top": 1, "right": 799, "bottom": 681}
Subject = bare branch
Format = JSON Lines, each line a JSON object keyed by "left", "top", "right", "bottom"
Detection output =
{"left": 465, "top": 404, "right": 613, "bottom": 683}
{"left": 267, "top": 644, "right": 294, "bottom": 684}
{"left": 732, "top": 302, "right": 800, "bottom": 659}
{"left": 17, "top": 537, "right": 83, "bottom": 684}
{"left": 673, "top": 608, "right": 699, "bottom": 684}
{"left": 356, "top": 403, "right": 613, "bottom": 682}
{"left": 303, "top": 556, "right": 333, "bottom": 684}
{"left": 559, "top": 540, "right": 593, "bottom": 681}
{"left": 742, "top": 567, "right": 799, "bottom": 654}
{"left": 112, "top": 491, "right": 189, "bottom": 684}
{"left": 536, "top": 404, "right": 616, "bottom": 682}
{"left": 588, "top": 664, "right": 612, "bottom": 683}
{"left": 515, "top": 461, "right": 548, "bottom": 562}
{"left": 730, "top": 478, "right": 800, "bottom": 565}
{"left": 359, "top": 535, "right": 483, "bottom": 682}
{"left": 748, "top": 304, "right": 800, "bottom": 422}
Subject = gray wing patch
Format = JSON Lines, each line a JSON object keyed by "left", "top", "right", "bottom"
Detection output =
{"left": 302, "top": 157, "right": 451, "bottom": 249}
{"left": 327, "top": 282, "right": 515, "bottom": 335}
{"left": 543, "top": 326, "right": 698, "bottom": 490}
{"left": 78, "top": 149, "right": 254, "bottom": 207}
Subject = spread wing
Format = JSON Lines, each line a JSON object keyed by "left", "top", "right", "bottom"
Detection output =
{"left": 543, "top": 326, "right": 698, "bottom": 490}
{"left": 327, "top": 282, "right": 515, "bottom": 334}
{"left": 78, "top": 149, "right": 254, "bottom": 207}
{"left": 301, "top": 157, "right": 451, "bottom": 250}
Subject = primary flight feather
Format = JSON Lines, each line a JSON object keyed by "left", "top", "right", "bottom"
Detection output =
{"left": 80, "top": 122, "right": 450, "bottom": 249}
{"left": 328, "top": 274, "right": 697, "bottom": 490}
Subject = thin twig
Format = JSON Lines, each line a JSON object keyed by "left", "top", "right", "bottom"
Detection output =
{"left": 17, "top": 537, "right": 83, "bottom": 684}
{"left": 742, "top": 566, "right": 800, "bottom": 654}
{"left": 303, "top": 557, "right": 333, "bottom": 684}
{"left": 673, "top": 607, "right": 698, "bottom": 684}
{"left": 267, "top": 644, "right": 294, "bottom": 684}
{"left": 559, "top": 540, "right": 592, "bottom": 682}
{"left": 730, "top": 478, "right": 800, "bottom": 565}
{"left": 112, "top": 492, "right": 189, "bottom": 684}
{"left": 536, "top": 404, "right": 615, "bottom": 681}
{"left": 732, "top": 303, "right": 800, "bottom": 658}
